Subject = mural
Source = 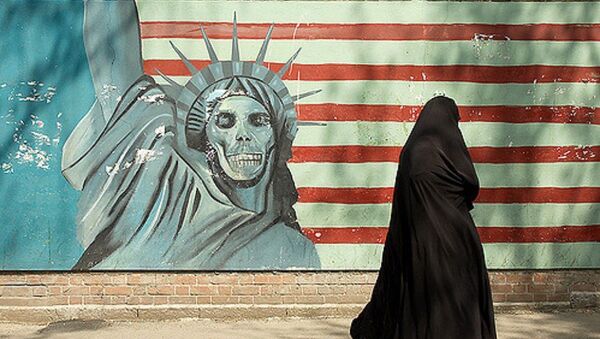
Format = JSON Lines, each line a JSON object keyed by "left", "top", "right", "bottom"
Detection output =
{"left": 1, "top": 1, "right": 599, "bottom": 270}
{"left": 62, "top": 2, "right": 321, "bottom": 270}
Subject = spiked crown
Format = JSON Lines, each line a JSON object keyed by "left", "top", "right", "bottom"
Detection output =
{"left": 157, "top": 13, "right": 320, "bottom": 146}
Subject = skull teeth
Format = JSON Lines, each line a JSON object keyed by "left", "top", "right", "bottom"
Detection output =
{"left": 228, "top": 153, "right": 262, "bottom": 162}
{"left": 227, "top": 153, "right": 263, "bottom": 168}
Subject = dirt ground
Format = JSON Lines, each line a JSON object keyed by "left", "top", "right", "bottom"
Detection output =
{"left": 0, "top": 312, "right": 598, "bottom": 338}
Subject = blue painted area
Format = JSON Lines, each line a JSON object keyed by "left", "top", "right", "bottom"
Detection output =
{"left": 0, "top": 1, "right": 92, "bottom": 269}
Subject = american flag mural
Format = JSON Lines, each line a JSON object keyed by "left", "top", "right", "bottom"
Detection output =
{"left": 137, "top": 1, "right": 600, "bottom": 269}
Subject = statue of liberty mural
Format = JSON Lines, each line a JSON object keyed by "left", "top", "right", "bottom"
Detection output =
{"left": 61, "top": 1, "right": 321, "bottom": 270}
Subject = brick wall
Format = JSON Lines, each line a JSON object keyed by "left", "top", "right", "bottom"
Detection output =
{"left": 0, "top": 271, "right": 598, "bottom": 322}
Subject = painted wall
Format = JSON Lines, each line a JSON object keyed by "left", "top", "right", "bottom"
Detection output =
{"left": 1, "top": 0, "right": 598, "bottom": 270}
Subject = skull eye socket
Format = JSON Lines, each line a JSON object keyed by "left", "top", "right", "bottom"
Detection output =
{"left": 215, "top": 112, "right": 236, "bottom": 129}
{"left": 248, "top": 112, "right": 271, "bottom": 127}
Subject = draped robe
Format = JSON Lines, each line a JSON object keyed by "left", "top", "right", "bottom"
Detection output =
{"left": 351, "top": 96, "right": 496, "bottom": 339}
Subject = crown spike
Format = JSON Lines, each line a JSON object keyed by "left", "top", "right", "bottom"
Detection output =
{"left": 200, "top": 25, "right": 219, "bottom": 63}
{"left": 156, "top": 69, "right": 184, "bottom": 90}
{"left": 256, "top": 24, "right": 274, "bottom": 65}
{"left": 277, "top": 48, "right": 301, "bottom": 78}
{"left": 231, "top": 12, "right": 240, "bottom": 62}
{"left": 292, "top": 89, "right": 322, "bottom": 102}
{"left": 169, "top": 41, "right": 198, "bottom": 75}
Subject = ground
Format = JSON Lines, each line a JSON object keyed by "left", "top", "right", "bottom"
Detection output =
{"left": 0, "top": 312, "right": 598, "bottom": 338}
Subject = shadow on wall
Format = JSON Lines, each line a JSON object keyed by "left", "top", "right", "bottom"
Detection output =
{"left": 0, "top": 0, "right": 94, "bottom": 269}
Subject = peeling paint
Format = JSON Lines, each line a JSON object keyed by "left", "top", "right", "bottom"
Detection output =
{"left": 137, "top": 93, "right": 166, "bottom": 104}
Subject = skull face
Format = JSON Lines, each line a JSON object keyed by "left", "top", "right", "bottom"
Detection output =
{"left": 205, "top": 96, "right": 275, "bottom": 182}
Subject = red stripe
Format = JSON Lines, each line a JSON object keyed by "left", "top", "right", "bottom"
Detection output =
{"left": 297, "top": 187, "right": 600, "bottom": 204}
{"left": 290, "top": 146, "right": 600, "bottom": 163}
{"left": 302, "top": 225, "right": 600, "bottom": 244}
{"left": 145, "top": 60, "right": 600, "bottom": 83}
{"left": 295, "top": 104, "right": 600, "bottom": 124}
{"left": 140, "top": 22, "right": 600, "bottom": 41}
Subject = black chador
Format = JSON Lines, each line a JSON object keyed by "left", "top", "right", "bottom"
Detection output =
{"left": 351, "top": 96, "right": 497, "bottom": 339}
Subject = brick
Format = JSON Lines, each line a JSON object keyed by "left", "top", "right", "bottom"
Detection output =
{"left": 62, "top": 286, "right": 91, "bottom": 295}
{"left": 174, "top": 286, "right": 190, "bottom": 295}
{"left": 492, "top": 284, "right": 512, "bottom": 293}
{"left": 169, "top": 296, "right": 196, "bottom": 304}
{"left": 282, "top": 296, "right": 296, "bottom": 304}
{"left": 69, "top": 275, "right": 85, "bottom": 285}
{"left": 127, "top": 275, "right": 155, "bottom": 285}
{"left": 82, "top": 274, "right": 111, "bottom": 285}
{"left": 89, "top": 286, "right": 104, "bottom": 295}
{"left": 32, "top": 286, "right": 48, "bottom": 296}
{"left": 154, "top": 275, "right": 175, "bottom": 284}
{"left": 104, "top": 286, "right": 132, "bottom": 296}
{"left": 491, "top": 293, "right": 506, "bottom": 302}
{"left": 528, "top": 284, "right": 554, "bottom": 293}
{"left": 47, "top": 286, "right": 61, "bottom": 295}
{"left": 24, "top": 275, "right": 42, "bottom": 285}
{"left": 196, "top": 296, "right": 211, "bottom": 304}
{"left": 174, "top": 275, "right": 196, "bottom": 285}
{"left": 153, "top": 296, "right": 169, "bottom": 305}
{"left": 238, "top": 274, "right": 254, "bottom": 284}
{"left": 147, "top": 286, "right": 174, "bottom": 295}
{"left": 507, "top": 293, "right": 534, "bottom": 302}
{"left": 254, "top": 274, "right": 283, "bottom": 285}
{"left": 232, "top": 286, "right": 260, "bottom": 296}
{"left": 507, "top": 274, "right": 533, "bottom": 284}
{"left": 571, "top": 282, "right": 597, "bottom": 292}
{"left": 533, "top": 293, "right": 548, "bottom": 302}
{"left": 196, "top": 275, "right": 210, "bottom": 285}
{"left": 1, "top": 286, "right": 32, "bottom": 297}
{"left": 512, "top": 284, "right": 527, "bottom": 293}
{"left": 239, "top": 296, "right": 253, "bottom": 304}
{"left": 39, "top": 275, "right": 68, "bottom": 285}
{"left": 109, "top": 296, "right": 128, "bottom": 305}
{"left": 111, "top": 275, "right": 128, "bottom": 285}
{"left": 271, "top": 285, "right": 301, "bottom": 295}
{"left": 490, "top": 273, "right": 507, "bottom": 284}
{"left": 259, "top": 286, "right": 273, "bottom": 295}
{"left": 209, "top": 274, "right": 238, "bottom": 285}
{"left": 216, "top": 285, "right": 232, "bottom": 295}
{"left": 301, "top": 285, "right": 318, "bottom": 295}
{"left": 69, "top": 296, "right": 84, "bottom": 305}
{"left": 191, "top": 285, "right": 217, "bottom": 295}
{"left": 280, "top": 274, "right": 297, "bottom": 284}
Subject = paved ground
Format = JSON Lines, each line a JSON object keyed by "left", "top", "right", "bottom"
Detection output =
{"left": 0, "top": 312, "right": 598, "bottom": 338}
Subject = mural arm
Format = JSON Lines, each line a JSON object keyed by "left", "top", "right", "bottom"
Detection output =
{"left": 83, "top": 0, "right": 143, "bottom": 118}
{"left": 62, "top": 0, "right": 146, "bottom": 189}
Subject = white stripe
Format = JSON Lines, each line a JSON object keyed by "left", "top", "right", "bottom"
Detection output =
{"left": 296, "top": 203, "right": 600, "bottom": 227}
{"left": 156, "top": 78, "right": 600, "bottom": 107}
{"left": 289, "top": 162, "right": 600, "bottom": 188}
{"left": 137, "top": 1, "right": 600, "bottom": 24}
{"left": 292, "top": 122, "right": 600, "bottom": 147}
{"left": 316, "top": 243, "right": 600, "bottom": 269}
{"left": 143, "top": 39, "right": 600, "bottom": 67}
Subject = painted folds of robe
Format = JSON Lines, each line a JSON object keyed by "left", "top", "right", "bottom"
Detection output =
{"left": 62, "top": 76, "right": 320, "bottom": 270}
{"left": 351, "top": 96, "right": 496, "bottom": 339}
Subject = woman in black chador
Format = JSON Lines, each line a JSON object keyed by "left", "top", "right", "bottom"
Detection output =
{"left": 351, "top": 96, "right": 496, "bottom": 339}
